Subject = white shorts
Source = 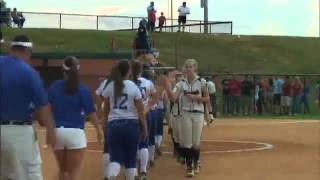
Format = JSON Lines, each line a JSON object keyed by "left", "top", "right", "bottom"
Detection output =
{"left": 0, "top": 125, "right": 43, "bottom": 180}
{"left": 281, "top": 96, "right": 292, "bottom": 107}
{"left": 172, "top": 115, "right": 182, "bottom": 143}
{"left": 180, "top": 111, "right": 204, "bottom": 148}
{"left": 55, "top": 128, "right": 87, "bottom": 150}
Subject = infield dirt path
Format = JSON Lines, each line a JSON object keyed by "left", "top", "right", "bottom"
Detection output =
{"left": 38, "top": 119, "right": 320, "bottom": 180}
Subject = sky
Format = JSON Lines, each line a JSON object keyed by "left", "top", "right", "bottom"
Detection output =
{"left": 6, "top": 0, "right": 320, "bottom": 37}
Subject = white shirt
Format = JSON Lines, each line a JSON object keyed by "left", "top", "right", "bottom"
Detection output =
{"left": 174, "top": 76, "right": 206, "bottom": 112}
{"left": 178, "top": 6, "right": 190, "bottom": 16}
{"left": 157, "top": 91, "right": 166, "bottom": 109}
{"left": 102, "top": 80, "right": 142, "bottom": 121}
{"left": 207, "top": 81, "right": 216, "bottom": 94}
{"left": 138, "top": 77, "right": 155, "bottom": 107}
{"left": 95, "top": 79, "right": 108, "bottom": 96}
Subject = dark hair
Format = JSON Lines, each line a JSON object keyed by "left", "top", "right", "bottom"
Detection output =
{"left": 63, "top": 56, "right": 80, "bottom": 95}
{"left": 11, "top": 35, "right": 31, "bottom": 51}
{"left": 131, "top": 60, "right": 142, "bottom": 85}
{"left": 141, "top": 63, "right": 152, "bottom": 80}
{"left": 110, "top": 60, "right": 130, "bottom": 100}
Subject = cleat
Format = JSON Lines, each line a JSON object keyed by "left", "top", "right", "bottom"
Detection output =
{"left": 186, "top": 167, "right": 194, "bottom": 177}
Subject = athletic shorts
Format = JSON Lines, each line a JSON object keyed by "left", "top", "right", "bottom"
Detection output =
{"left": 273, "top": 94, "right": 281, "bottom": 105}
{"left": 55, "top": 128, "right": 87, "bottom": 150}
{"left": 178, "top": 16, "right": 187, "bottom": 24}
{"left": 281, "top": 96, "right": 292, "bottom": 107}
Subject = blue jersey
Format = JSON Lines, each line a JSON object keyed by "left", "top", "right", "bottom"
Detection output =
{"left": 48, "top": 80, "right": 95, "bottom": 129}
{"left": 0, "top": 56, "right": 48, "bottom": 122}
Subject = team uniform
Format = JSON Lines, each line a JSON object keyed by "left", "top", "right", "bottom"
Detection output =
{"left": 102, "top": 80, "right": 142, "bottom": 180}
{"left": 155, "top": 91, "right": 166, "bottom": 152}
{"left": 173, "top": 76, "right": 207, "bottom": 175}
{"left": 0, "top": 56, "right": 48, "bottom": 180}
{"left": 137, "top": 77, "right": 157, "bottom": 175}
{"left": 48, "top": 80, "right": 96, "bottom": 150}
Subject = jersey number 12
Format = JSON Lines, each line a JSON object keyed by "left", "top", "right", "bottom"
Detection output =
{"left": 113, "top": 94, "right": 128, "bottom": 110}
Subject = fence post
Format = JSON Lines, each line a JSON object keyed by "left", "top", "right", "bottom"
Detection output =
{"left": 200, "top": 21, "right": 202, "bottom": 33}
{"left": 96, "top": 16, "right": 99, "bottom": 30}
{"left": 132, "top": 17, "right": 134, "bottom": 30}
{"left": 59, "top": 13, "right": 62, "bottom": 29}
{"left": 210, "top": 24, "right": 212, "bottom": 34}
{"left": 231, "top": 22, "right": 233, "bottom": 35}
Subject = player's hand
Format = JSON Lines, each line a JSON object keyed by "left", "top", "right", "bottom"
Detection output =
{"left": 46, "top": 129, "right": 57, "bottom": 148}
{"left": 96, "top": 129, "right": 103, "bottom": 146}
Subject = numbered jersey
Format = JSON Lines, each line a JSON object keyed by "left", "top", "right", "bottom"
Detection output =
{"left": 102, "top": 80, "right": 142, "bottom": 121}
{"left": 95, "top": 79, "right": 108, "bottom": 96}
{"left": 138, "top": 77, "right": 155, "bottom": 107}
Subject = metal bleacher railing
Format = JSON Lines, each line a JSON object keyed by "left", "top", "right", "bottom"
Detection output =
{"left": 7, "top": 11, "right": 232, "bottom": 34}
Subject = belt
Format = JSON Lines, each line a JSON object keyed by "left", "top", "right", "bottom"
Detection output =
{"left": 184, "top": 110, "right": 204, "bottom": 113}
{"left": 0, "top": 121, "right": 32, "bottom": 125}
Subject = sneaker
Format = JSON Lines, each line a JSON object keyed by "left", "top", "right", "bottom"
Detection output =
{"left": 186, "top": 167, "right": 194, "bottom": 177}
{"left": 139, "top": 172, "right": 148, "bottom": 180}
{"left": 194, "top": 163, "right": 200, "bottom": 174}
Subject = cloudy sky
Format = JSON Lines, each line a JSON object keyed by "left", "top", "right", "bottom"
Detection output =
{"left": 6, "top": 0, "right": 320, "bottom": 37}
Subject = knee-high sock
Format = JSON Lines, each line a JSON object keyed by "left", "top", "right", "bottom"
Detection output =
{"left": 148, "top": 145, "right": 155, "bottom": 161}
{"left": 193, "top": 148, "right": 200, "bottom": 163}
{"left": 125, "top": 168, "right": 136, "bottom": 180}
{"left": 139, "top": 148, "right": 149, "bottom": 173}
{"left": 103, "top": 153, "right": 110, "bottom": 178}
{"left": 185, "top": 148, "right": 194, "bottom": 168}
{"left": 155, "top": 135, "right": 163, "bottom": 148}
{"left": 107, "top": 162, "right": 121, "bottom": 178}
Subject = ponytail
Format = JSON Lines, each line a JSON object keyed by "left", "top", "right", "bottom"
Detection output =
{"left": 63, "top": 56, "right": 80, "bottom": 95}
{"left": 111, "top": 60, "right": 130, "bottom": 100}
{"left": 131, "top": 60, "right": 142, "bottom": 85}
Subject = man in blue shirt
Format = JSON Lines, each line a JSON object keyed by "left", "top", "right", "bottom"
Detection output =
{"left": 0, "top": 35, "right": 56, "bottom": 180}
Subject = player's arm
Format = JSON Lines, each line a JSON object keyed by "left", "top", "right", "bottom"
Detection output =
{"left": 135, "top": 99, "right": 148, "bottom": 141}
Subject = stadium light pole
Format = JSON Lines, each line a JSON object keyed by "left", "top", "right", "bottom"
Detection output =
{"left": 201, "top": 0, "right": 209, "bottom": 34}
{"left": 171, "top": 0, "right": 173, "bottom": 32}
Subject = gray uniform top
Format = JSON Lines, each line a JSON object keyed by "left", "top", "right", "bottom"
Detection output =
{"left": 173, "top": 76, "right": 206, "bottom": 112}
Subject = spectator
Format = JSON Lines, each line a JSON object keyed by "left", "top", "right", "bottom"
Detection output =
{"left": 316, "top": 80, "right": 320, "bottom": 108}
{"left": 256, "top": 79, "right": 266, "bottom": 115}
{"left": 147, "top": 2, "right": 157, "bottom": 32}
{"left": 229, "top": 76, "right": 241, "bottom": 115}
{"left": 282, "top": 76, "right": 292, "bottom": 115}
{"left": 266, "top": 78, "right": 274, "bottom": 114}
{"left": 291, "top": 76, "right": 302, "bottom": 115}
{"left": 241, "top": 75, "right": 254, "bottom": 115}
{"left": 207, "top": 76, "right": 217, "bottom": 117}
{"left": 11, "top": 8, "right": 25, "bottom": 28}
{"left": 158, "top": 12, "right": 166, "bottom": 32}
{"left": 273, "top": 77, "right": 284, "bottom": 114}
{"left": 134, "top": 20, "right": 151, "bottom": 57}
{"left": 0, "top": 31, "right": 3, "bottom": 44}
{"left": 177, "top": 2, "right": 190, "bottom": 32}
{"left": 222, "top": 77, "right": 231, "bottom": 115}
{"left": 300, "top": 78, "right": 310, "bottom": 114}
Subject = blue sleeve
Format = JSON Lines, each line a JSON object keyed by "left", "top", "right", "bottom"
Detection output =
{"left": 80, "top": 85, "right": 96, "bottom": 115}
{"left": 47, "top": 83, "right": 54, "bottom": 104}
{"left": 28, "top": 69, "right": 49, "bottom": 109}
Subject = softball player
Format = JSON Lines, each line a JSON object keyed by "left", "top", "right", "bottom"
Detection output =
{"left": 102, "top": 60, "right": 147, "bottom": 180}
{"left": 131, "top": 61, "right": 158, "bottom": 179}
{"left": 164, "top": 59, "right": 210, "bottom": 177}
{"left": 0, "top": 35, "right": 56, "bottom": 180}
{"left": 48, "top": 56, "right": 102, "bottom": 180}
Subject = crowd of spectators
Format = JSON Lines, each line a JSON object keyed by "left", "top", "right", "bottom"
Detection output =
{"left": 206, "top": 75, "right": 320, "bottom": 117}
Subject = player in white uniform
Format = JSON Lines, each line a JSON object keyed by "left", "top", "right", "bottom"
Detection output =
{"left": 163, "top": 59, "right": 210, "bottom": 177}
{"left": 102, "top": 60, "right": 147, "bottom": 180}
{"left": 131, "top": 60, "right": 158, "bottom": 180}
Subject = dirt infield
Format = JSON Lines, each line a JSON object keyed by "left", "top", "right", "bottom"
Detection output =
{"left": 38, "top": 119, "right": 320, "bottom": 180}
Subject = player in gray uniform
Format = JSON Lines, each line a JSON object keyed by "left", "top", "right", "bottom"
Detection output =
{"left": 163, "top": 59, "right": 210, "bottom": 177}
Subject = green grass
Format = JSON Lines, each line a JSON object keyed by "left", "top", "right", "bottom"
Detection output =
{"left": 2, "top": 28, "right": 320, "bottom": 74}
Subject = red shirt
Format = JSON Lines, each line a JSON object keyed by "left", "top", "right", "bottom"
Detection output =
{"left": 159, "top": 16, "right": 166, "bottom": 26}
{"left": 148, "top": 11, "right": 156, "bottom": 23}
{"left": 292, "top": 83, "right": 302, "bottom": 96}
{"left": 282, "top": 81, "right": 292, "bottom": 96}
{"left": 230, "top": 79, "right": 241, "bottom": 96}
